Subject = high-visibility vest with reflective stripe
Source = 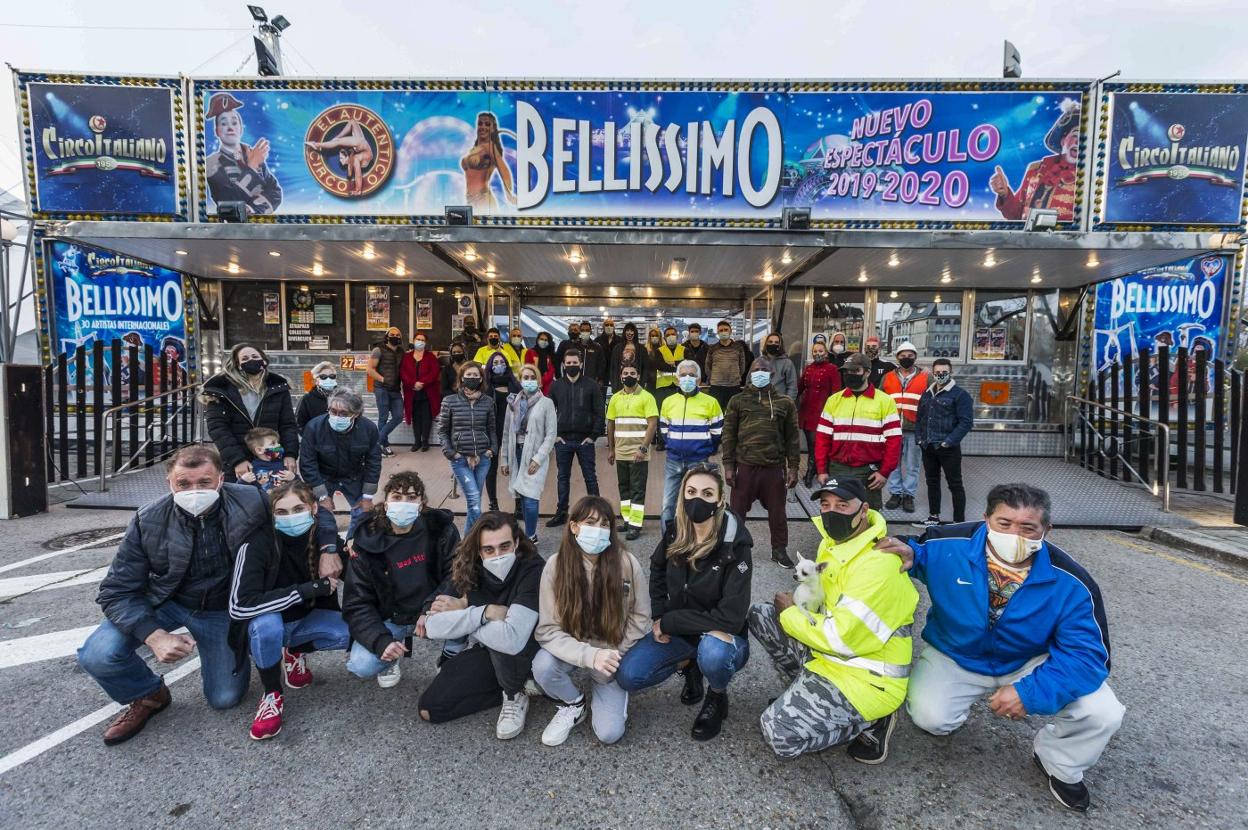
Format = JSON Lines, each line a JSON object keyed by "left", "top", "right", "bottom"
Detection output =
{"left": 607, "top": 388, "right": 659, "bottom": 457}
{"left": 655, "top": 344, "right": 685, "bottom": 388}
{"left": 472, "top": 343, "right": 522, "bottom": 372}
{"left": 881, "top": 369, "right": 929, "bottom": 424}
{"left": 660, "top": 391, "right": 723, "bottom": 462}
{"left": 778, "top": 509, "right": 919, "bottom": 720}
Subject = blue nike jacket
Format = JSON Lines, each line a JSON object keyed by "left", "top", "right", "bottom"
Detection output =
{"left": 903, "top": 521, "right": 1111, "bottom": 716}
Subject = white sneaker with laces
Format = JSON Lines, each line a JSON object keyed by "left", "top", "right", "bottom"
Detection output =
{"left": 541, "top": 698, "right": 587, "bottom": 747}
{"left": 496, "top": 692, "right": 530, "bottom": 740}
{"left": 376, "top": 661, "right": 402, "bottom": 689}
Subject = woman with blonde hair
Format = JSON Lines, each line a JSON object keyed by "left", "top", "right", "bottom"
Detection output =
{"left": 616, "top": 463, "right": 753, "bottom": 741}
{"left": 500, "top": 364, "right": 557, "bottom": 542}
{"left": 533, "top": 495, "right": 650, "bottom": 747}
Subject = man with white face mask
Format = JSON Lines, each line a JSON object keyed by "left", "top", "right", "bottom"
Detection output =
{"left": 78, "top": 446, "right": 271, "bottom": 745}
{"left": 878, "top": 484, "right": 1124, "bottom": 812}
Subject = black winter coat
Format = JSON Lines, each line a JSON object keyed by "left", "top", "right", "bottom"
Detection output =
{"left": 342, "top": 508, "right": 460, "bottom": 656}
{"left": 296, "top": 388, "right": 330, "bottom": 430}
{"left": 299, "top": 413, "right": 383, "bottom": 499}
{"left": 650, "top": 509, "right": 753, "bottom": 638}
{"left": 202, "top": 372, "right": 300, "bottom": 471}
{"left": 96, "top": 484, "right": 270, "bottom": 642}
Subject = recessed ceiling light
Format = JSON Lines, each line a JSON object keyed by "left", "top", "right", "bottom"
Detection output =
{"left": 933, "top": 294, "right": 942, "bottom": 303}
{"left": 763, "top": 270, "right": 774, "bottom": 282}
{"left": 888, "top": 253, "right": 900, "bottom": 267}
{"left": 889, "top": 291, "right": 899, "bottom": 299}
{"left": 780, "top": 250, "right": 793, "bottom": 265}
{"left": 311, "top": 263, "right": 324, "bottom": 276}
{"left": 857, "top": 269, "right": 868, "bottom": 282}
{"left": 268, "top": 250, "right": 281, "bottom": 257}
{"left": 1031, "top": 275, "right": 1043, "bottom": 283}
{"left": 226, "top": 262, "right": 240, "bottom": 274}
{"left": 568, "top": 251, "right": 582, "bottom": 264}
{"left": 669, "top": 257, "right": 686, "bottom": 280}
{"left": 436, "top": 285, "right": 445, "bottom": 293}
{"left": 394, "top": 262, "right": 406, "bottom": 277}
{"left": 578, "top": 269, "right": 588, "bottom": 279}
{"left": 1086, "top": 254, "right": 1100, "bottom": 268}
{"left": 821, "top": 291, "right": 829, "bottom": 298}
{"left": 463, "top": 249, "right": 478, "bottom": 261}
{"left": 982, "top": 250, "right": 996, "bottom": 268}
{"left": 940, "top": 274, "right": 952, "bottom": 284}
{"left": 175, "top": 249, "right": 188, "bottom": 256}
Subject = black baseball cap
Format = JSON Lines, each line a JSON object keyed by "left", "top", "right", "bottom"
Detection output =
{"left": 810, "top": 476, "right": 870, "bottom": 504}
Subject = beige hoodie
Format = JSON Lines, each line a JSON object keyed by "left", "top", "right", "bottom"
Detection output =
{"left": 536, "top": 549, "right": 651, "bottom": 684}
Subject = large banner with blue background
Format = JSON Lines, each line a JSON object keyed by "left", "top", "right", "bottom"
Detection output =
{"left": 192, "top": 80, "right": 1090, "bottom": 226}
{"left": 45, "top": 240, "right": 189, "bottom": 396}
{"left": 16, "top": 74, "right": 186, "bottom": 217}
{"left": 1092, "top": 254, "right": 1228, "bottom": 372}
{"left": 1095, "top": 85, "right": 1248, "bottom": 228}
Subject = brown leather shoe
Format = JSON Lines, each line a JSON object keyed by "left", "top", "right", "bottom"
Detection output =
{"left": 103, "top": 683, "right": 171, "bottom": 745}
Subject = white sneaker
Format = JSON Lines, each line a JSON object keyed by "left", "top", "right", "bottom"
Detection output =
{"left": 496, "top": 692, "right": 529, "bottom": 740}
{"left": 541, "top": 698, "right": 587, "bottom": 747}
{"left": 376, "top": 661, "right": 402, "bottom": 689}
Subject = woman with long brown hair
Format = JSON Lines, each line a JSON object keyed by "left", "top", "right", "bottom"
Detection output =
{"left": 533, "top": 495, "right": 650, "bottom": 747}
{"left": 460, "top": 111, "right": 516, "bottom": 211}
{"left": 615, "top": 463, "right": 753, "bottom": 741}
{"left": 417, "top": 511, "right": 544, "bottom": 740}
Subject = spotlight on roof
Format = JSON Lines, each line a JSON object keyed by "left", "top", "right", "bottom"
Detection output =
{"left": 445, "top": 205, "right": 473, "bottom": 226}
{"left": 1023, "top": 208, "right": 1059, "bottom": 232}
{"left": 247, "top": 4, "right": 268, "bottom": 22}
{"left": 781, "top": 207, "right": 811, "bottom": 231}
{"left": 215, "top": 201, "right": 249, "bottom": 223}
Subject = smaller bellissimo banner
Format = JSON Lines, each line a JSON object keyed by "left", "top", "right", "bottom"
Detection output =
{"left": 191, "top": 79, "right": 1090, "bottom": 227}
{"left": 15, "top": 72, "right": 187, "bottom": 218}
{"left": 1092, "top": 253, "right": 1228, "bottom": 372}
{"left": 1094, "top": 84, "right": 1248, "bottom": 229}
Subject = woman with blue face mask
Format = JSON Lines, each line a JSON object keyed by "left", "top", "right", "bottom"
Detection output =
{"left": 228, "top": 480, "right": 350, "bottom": 741}
{"left": 484, "top": 352, "right": 521, "bottom": 514}
{"left": 500, "top": 364, "right": 558, "bottom": 542}
{"left": 533, "top": 496, "right": 651, "bottom": 747}
{"left": 343, "top": 471, "right": 461, "bottom": 691}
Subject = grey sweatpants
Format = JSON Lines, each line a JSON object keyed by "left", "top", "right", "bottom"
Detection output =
{"left": 749, "top": 602, "right": 870, "bottom": 759}
{"left": 532, "top": 648, "right": 629, "bottom": 745}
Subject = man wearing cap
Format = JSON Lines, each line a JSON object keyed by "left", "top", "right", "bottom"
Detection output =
{"left": 814, "top": 353, "right": 902, "bottom": 510}
{"left": 204, "top": 92, "right": 282, "bottom": 215}
{"left": 749, "top": 476, "right": 918, "bottom": 762}
{"left": 881, "top": 342, "right": 929, "bottom": 514}
{"left": 862, "top": 335, "right": 896, "bottom": 389}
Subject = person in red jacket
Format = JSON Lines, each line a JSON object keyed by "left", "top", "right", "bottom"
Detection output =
{"left": 813, "top": 353, "right": 902, "bottom": 510}
{"left": 525, "top": 331, "right": 558, "bottom": 394}
{"left": 796, "top": 339, "right": 841, "bottom": 488}
{"left": 400, "top": 332, "right": 442, "bottom": 452}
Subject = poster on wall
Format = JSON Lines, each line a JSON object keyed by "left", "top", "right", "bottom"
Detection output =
{"left": 416, "top": 298, "right": 433, "bottom": 329}
{"left": 365, "top": 285, "right": 390, "bottom": 330}
{"left": 21, "top": 78, "right": 182, "bottom": 216}
{"left": 1099, "top": 89, "right": 1248, "bottom": 227}
{"left": 45, "top": 240, "right": 188, "bottom": 396}
{"left": 263, "top": 291, "right": 280, "bottom": 324}
{"left": 193, "top": 81, "right": 1089, "bottom": 225}
{"left": 973, "top": 327, "right": 1007, "bottom": 360}
{"left": 1092, "top": 254, "right": 1228, "bottom": 373}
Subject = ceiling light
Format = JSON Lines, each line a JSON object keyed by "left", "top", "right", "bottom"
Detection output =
{"left": 1086, "top": 254, "right": 1100, "bottom": 268}
{"left": 669, "top": 257, "right": 686, "bottom": 280}
{"left": 578, "top": 269, "right": 588, "bottom": 279}
{"left": 780, "top": 250, "right": 793, "bottom": 265}
{"left": 485, "top": 263, "right": 496, "bottom": 277}
{"left": 394, "top": 262, "right": 406, "bottom": 277}
{"left": 568, "top": 250, "right": 582, "bottom": 264}
{"left": 763, "top": 269, "right": 774, "bottom": 282}
{"left": 821, "top": 291, "right": 829, "bottom": 298}
{"left": 982, "top": 250, "right": 996, "bottom": 268}
{"left": 175, "top": 249, "right": 188, "bottom": 256}
{"left": 463, "top": 249, "right": 478, "bottom": 261}
{"left": 888, "top": 252, "right": 900, "bottom": 268}
{"left": 598, "top": 306, "right": 606, "bottom": 313}
{"left": 940, "top": 274, "right": 952, "bottom": 284}
{"left": 311, "top": 262, "right": 324, "bottom": 276}
{"left": 268, "top": 250, "right": 281, "bottom": 258}
{"left": 933, "top": 294, "right": 942, "bottom": 303}
{"left": 362, "top": 246, "right": 376, "bottom": 260}
{"left": 226, "top": 262, "right": 240, "bottom": 274}
{"left": 857, "top": 269, "right": 869, "bottom": 283}
{"left": 1031, "top": 274, "right": 1043, "bottom": 284}
{"left": 436, "top": 285, "right": 445, "bottom": 293}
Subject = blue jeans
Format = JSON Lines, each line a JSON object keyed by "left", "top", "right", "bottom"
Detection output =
{"left": 520, "top": 495, "right": 540, "bottom": 539}
{"left": 77, "top": 601, "right": 248, "bottom": 709}
{"left": 886, "top": 432, "right": 921, "bottom": 498}
{"left": 617, "top": 630, "right": 750, "bottom": 694}
{"left": 247, "top": 609, "right": 351, "bottom": 669}
{"left": 661, "top": 453, "right": 706, "bottom": 527}
{"left": 374, "top": 387, "right": 404, "bottom": 447}
{"left": 450, "top": 454, "right": 492, "bottom": 532}
{"left": 346, "top": 621, "right": 415, "bottom": 678}
{"left": 323, "top": 477, "right": 369, "bottom": 539}
{"left": 554, "top": 439, "right": 599, "bottom": 512}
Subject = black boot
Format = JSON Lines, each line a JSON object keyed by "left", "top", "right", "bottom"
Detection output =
{"left": 680, "top": 662, "right": 704, "bottom": 705}
{"left": 802, "top": 467, "right": 815, "bottom": 489}
{"left": 691, "top": 689, "right": 728, "bottom": 741}
{"left": 546, "top": 511, "right": 567, "bottom": 528}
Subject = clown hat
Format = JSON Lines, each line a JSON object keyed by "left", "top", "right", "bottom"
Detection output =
{"left": 205, "top": 92, "right": 244, "bottom": 120}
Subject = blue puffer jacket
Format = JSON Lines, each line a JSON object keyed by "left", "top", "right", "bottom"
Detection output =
{"left": 914, "top": 380, "right": 974, "bottom": 447}
{"left": 903, "top": 521, "right": 1111, "bottom": 716}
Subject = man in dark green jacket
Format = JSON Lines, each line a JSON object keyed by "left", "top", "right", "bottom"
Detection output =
{"left": 722, "top": 356, "right": 801, "bottom": 568}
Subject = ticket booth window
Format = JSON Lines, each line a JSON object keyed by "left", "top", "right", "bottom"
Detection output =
{"left": 970, "top": 291, "right": 1029, "bottom": 362}
{"left": 876, "top": 291, "right": 964, "bottom": 359}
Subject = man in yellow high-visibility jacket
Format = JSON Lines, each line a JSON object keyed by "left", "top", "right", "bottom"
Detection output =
{"left": 749, "top": 476, "right": 918, "bottom": 762}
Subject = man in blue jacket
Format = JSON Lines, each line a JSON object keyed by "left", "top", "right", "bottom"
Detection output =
{"left": 913, "top": 358, "right": 974, "bottom": 527}
{"left": 300, "top": 387, "right": 382, "bottom": 539}
{"left": 879, "top": 484, "right": 1124, "bottom": 812}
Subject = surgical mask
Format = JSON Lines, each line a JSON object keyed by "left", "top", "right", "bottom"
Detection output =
{"left": 831, "top": 343, "right": 846, "bottom": 354}
{"left": 413, "top": 341, "right": 426, "bottom": 351}
{"left": 275, "top": 511, "right": 315, "bottom": 537}
{"left": 842, "top": 371, "right": 866, "bottom": 390}
{"left": 386, "top": 500, "right": 422, "bottom": 528}
{"left": 820, "top": 508, "right": 861, "bottom": 542}
{"left": 933, "top": 371, "right": 951, "bottom": 385}
{"left": 649, "top": 337, "right": 660, "bottom": 346}
{"left": 488, "top": 336, "right": 500, "bottom": 346}
{"left": 521, "top": 379, "right": 539, "bottom": 394}
{"left": 717, "top": 331, "right": 731, "bottom": 342}
{"left": 462, "top": 376, "right": 483, "bottom": 391}
{"left": 622, "top": 375, "right": 639, "bottom": 388}
{"left": 987, "top": 528, "right": 1043, "bottom": 566}
{"left": 538, "top": 339, "right": 550, "bottom": 349}
{"left": 750, "top": 371, "right": 771, "bottom": 389}
{"left": 317, "top": 377, "right": 338, "bottom": 391}
{"left": 604, "top": 327, "right": 615, "bottom": 336}
{"left": 665, "top": 335, "right": 678, "bottom": 348}
{"left": 683, "top": 496, "right": 717, "bottom": 524}
{"left": 766, "top": 344, "right": 782, "bottom": 356}
{"left": 240, "top": 358, "right": 265, "bottom": 376}
{"left": 898, "top": 356, "right": 916, "bottom": 369}
{"left": 579, "top": 332, "right": 591, "bottom": 342}
{"left": 482, "top": 552, "right": 516, "bottom": 581}
{"left": 491, "top": 363, "right": 506, "bottom": 375}
{"left": 564, "top": 365, "right": 581, "bottom": 378}
{"left": 510, "top": 337, "right": 523, "bottom": 348}
{"left": 688, "top": 332, "right": 701, "bottom": 342}
{"left": 678, "top": 376, "right": 697, "bottom": 394}
{"left": 260, "top": 445, "right": 283, "bottom": 461}
{"left": 575, "top": 525, "right": 612, "bottom": 555}
{"left": 173, "top": 488, "right": 219, "bottom": 517}
{"left": 328, "top": 414, "right": 353, "bottom": 432}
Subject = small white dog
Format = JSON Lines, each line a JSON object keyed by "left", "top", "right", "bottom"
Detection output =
{"left": 792, "top": 553, "right": 826, "bottom": 623}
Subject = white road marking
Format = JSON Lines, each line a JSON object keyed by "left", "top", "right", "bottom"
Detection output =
{"left": 0, "top": 625, "right": 189, "bottom": 669}
{"left": 0, "top": 567, "right": 109, "bottom": 599}
{"left": 0, "top": 656, "right": 202, "bottom": 777}
{"left": 0, "top": 532, "right": 125, "bottom": 575}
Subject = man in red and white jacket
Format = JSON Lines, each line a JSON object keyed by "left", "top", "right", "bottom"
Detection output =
{"left": 814, "top": 352, "right": 902, "bottom": 510}
{"left": 880, "top": 341, "right": 929, "bottom": 514}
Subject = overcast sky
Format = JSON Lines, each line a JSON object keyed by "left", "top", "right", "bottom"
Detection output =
{"left": 1, "top": 0, "right": 1245, "bottom": 195}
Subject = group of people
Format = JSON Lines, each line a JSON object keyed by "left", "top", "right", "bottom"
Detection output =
{"left": 71, "top": 322, "right": 1125, "bottom": 812}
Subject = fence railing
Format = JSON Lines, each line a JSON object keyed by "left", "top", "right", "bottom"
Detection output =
{"left": 97, "top": 383, "right": 202, "bottom": 492}
{"left": 1064, "top": 395, "right": 1171, "bottom": 511}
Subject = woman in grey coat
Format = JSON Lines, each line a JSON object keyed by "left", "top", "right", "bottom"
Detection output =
{"left": 500, "top": 364, "right": 558, "bottom": 542}
{"left": 763, "top": 332, "right": 798, "bottom": 400}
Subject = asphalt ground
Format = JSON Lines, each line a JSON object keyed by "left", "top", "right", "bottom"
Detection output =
{"left": 0, "top": 503, "right": 1245, "bottom": 830}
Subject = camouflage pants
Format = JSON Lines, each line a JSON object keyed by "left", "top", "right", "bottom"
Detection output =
{"left": 748, "top": 602, "right": 869, "bottom": 759}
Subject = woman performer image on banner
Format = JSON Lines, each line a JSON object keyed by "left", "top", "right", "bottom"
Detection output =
{"left": 204, "top": 93, "right": 283, "bottom": 215}
{"left": 306, "top": 118, "right": 375, "bottom": 197}
{"left": 460, "top": 112, "right": 516, "bottom": 212}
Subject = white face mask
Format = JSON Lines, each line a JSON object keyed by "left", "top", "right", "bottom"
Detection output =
{"left": 482, "top": 551, "right": 517, "bottom": 581}
{"left": 831, "top": 343, "right": 846, "bottom": 354}
{"left": 986, "top": 527, "right": 1043, "bottom": 566}
{"left": 575, "top": 525, "right": 612, "bottom": 556}
{"left": 173, "top": 488, "right": 220, "bottom": 517}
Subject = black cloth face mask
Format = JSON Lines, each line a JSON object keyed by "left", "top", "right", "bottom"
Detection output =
{"left": 240, "top": 358, "right": 265, "bottom": 375}
{"left": 820, "top": 508, "right": 862, "bottom": 542}
{"left": 683, "top": 496, "right": 717, "bottom": 524}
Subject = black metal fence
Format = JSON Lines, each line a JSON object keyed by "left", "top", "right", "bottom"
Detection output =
{"left": 43, "top": 340, "right": 197, "bottom": 485}
{"left": 1068, "top": 345, "right": 1241, "bottom": 497}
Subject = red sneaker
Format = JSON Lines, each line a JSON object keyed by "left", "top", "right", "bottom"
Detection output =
{"left": 282, "top": 648, "right": 312, "bottom": 689}
{"left": 249, "top": 691, "right": 283, "bottom": 741}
